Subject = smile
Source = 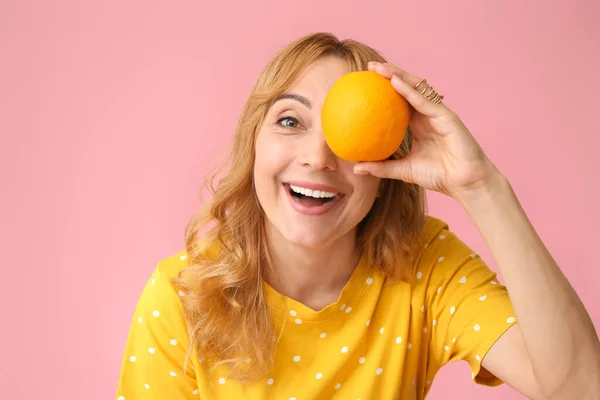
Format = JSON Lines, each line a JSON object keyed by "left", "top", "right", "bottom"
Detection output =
{"left": 283, "top": 182, "right": 345, "bottom": 216}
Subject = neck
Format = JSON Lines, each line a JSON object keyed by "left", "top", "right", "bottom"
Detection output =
{"left": 263, "top": 224, "right": 361, "bottom": 311}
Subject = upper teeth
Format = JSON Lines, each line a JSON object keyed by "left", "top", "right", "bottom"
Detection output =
{"left": 290, "top": 184, "right": 337, "bottom": 199}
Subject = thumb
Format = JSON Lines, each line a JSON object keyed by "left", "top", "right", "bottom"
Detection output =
{"left": 353, "top": 158, "right": 415, "bottom": 182}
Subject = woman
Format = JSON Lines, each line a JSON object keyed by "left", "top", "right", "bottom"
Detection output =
{"left": 116, "top": 33, "right": 600, "bottom": 399}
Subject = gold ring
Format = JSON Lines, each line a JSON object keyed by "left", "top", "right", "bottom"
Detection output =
{"left": 414, "top": 78, "right": 444, "bottom": 104}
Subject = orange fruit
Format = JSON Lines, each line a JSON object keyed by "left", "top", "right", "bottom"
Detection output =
{"left": 321, "top": 71, "right": 410, "bottom": 162}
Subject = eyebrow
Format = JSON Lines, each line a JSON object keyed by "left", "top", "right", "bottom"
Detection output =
{"left": 273, "top": 93, "right": 312, "bottom": 110}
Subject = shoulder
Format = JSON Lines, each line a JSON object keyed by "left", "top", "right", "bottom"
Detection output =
{"left": 152, "top": 241, "right": 215, "bottom": 285}
{"left": 150, "top": 241, "right": 220, "bottom": 299}
{"left": 421, "top": 215, "right": 449, "bottom": 244}
{"left": 419, "top": 215, "right": 472, "bottom": 256}
{"left": 155, "top": 250, "right": 190, "bottom": 283}
{"left": 414, "top": 216, "right": 483, "bottom": 281}
{"left": 415, "top": 215, "right": 458, "bottom": 264}
{"left": 136, "top": 250, "right": 191, "bottom": 314}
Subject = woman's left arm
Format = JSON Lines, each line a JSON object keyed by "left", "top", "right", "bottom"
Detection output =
{"left": 356, "top": 61, "right": 600, "bottom": 399}
{"left": 457, "top": 165, "right": 600, "bottom": 400}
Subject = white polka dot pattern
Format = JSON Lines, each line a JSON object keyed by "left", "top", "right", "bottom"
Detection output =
{"left": 115, "top": 224, "right": 518, "bottom": 399}
{"left": 116, "top": 261, "right": 202, "bottom": 399}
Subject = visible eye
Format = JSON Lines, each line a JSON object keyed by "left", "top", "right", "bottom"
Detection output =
{"left": 276, "top": 116, "right": 301, "bottom": 129}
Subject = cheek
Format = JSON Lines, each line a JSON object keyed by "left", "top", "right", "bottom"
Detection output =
{"left": 255, "top": 132, "right": 295, "bottom": 174}
{"left": 253, "top": 132, "right": 295, "bottom": 199}
{"left": 350, "top": 175, "right": 381, "bottom": 207}
{"left": 253, "top": 136, "right": 272, "bottom": 193}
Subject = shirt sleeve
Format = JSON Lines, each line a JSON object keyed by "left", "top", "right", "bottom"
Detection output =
{"left": 421, "top": 226, "right": 518, "bottom": 386}
{"left": 116, "top": 262, "right": 200, "bottom": 399}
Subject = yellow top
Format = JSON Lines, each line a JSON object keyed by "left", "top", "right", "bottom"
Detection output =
{"left": 116, "top": 217, "right": 517, "bottom": 399}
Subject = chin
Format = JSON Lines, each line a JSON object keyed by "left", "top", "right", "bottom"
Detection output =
{"left": 278, "top": 224, "right": 338, "bottom": 250}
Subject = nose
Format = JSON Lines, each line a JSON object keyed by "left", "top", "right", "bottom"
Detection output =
{"left": 297, "top": 130, "right": 338, "bottom": 171}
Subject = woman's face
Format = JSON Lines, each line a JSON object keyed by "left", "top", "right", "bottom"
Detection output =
{"left": 253, "top": 56, "right": 380, "bottom": 250}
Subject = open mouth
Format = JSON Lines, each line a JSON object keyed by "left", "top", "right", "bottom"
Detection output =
{"left": 283, "top": 183, "right": 343, "bottom": 208}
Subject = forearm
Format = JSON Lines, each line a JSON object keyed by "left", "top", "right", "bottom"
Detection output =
{"left": 457, "top": 168, "right": 600, "bottom": 395}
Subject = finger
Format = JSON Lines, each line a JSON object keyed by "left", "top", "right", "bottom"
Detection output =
{"left": 368, "top": 62, "right": 448, "bottom": 118}
{"left": 390, "top": 74, "right": 445, "bottom": 118}
{"left": 353, "top": 158, "right": 416, "bottom": 183}
{"left": 368, "top": 62, "right": 422, "bottom": 87}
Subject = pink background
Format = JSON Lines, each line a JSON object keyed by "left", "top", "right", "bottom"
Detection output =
{"left": 1, "top": 0, "right": 599, "bottom": 399}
